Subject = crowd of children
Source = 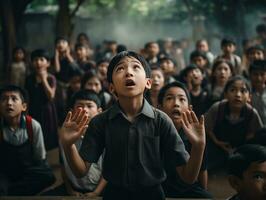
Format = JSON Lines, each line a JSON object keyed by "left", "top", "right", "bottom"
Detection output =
{"left": 0, "top": 23, "right": 266, "bottom": 199}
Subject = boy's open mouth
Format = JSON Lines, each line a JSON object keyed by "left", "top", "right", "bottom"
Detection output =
{"left": 125, "top": 79, "right": 136, "bottom": 86}
{"left": 172, "top": 109, "right": 181, "bottom": 118}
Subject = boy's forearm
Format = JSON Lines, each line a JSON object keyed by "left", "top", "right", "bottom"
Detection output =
{"left": 93, "top": 177, "right": 107, "bottom": 195}
{"left": 63, "top": 144, "right": 90, "bottom": 178}
{"left": 177, "top": 145, "right": 205, "bottom": 184}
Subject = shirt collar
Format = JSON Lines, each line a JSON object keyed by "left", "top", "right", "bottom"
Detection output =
{"left": 109, "top": 98, "right": 155, "bottom": 120}
{"left": 1, "top": 114, "right": 26, "bottom": 129}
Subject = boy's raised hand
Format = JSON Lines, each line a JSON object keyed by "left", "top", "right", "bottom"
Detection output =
{"left": 59, "top": 108, "right": 90, "bottom": 147}
{"left": 181, "top": 107, "right": 205, "bottom": 148}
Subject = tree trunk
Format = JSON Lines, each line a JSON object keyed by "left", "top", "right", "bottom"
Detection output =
{"left": 56, "top": 0, "right": 71, "bottom": 39}
{"left": 0, "top": 0, "right": 16, "bottom": 76}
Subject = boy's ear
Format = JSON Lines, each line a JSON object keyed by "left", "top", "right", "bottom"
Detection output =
{"left": 145, "top": 78, "right": 152, "bottom": 89}
{"left": 228, "top": 175, "right": 242, "bottom": 192}
{"left": 109, "top": 83, "right": 117, "bottom": 98}
{"left": 97, "top": 107, "right": 102, "bottom": 113}
{"left": 247, "top": 93, "right": 252, "bottom": 104}
{"left": 22, "top": 103, "right": 27, "bottom": 112}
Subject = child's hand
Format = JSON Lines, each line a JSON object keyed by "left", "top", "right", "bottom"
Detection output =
{"left": 59, "top": 108, "right": 90, "bottom": 147}
{"left": 55, "top": 48, "right": 59, "bottom": 58}
{"left": 181, "top": 108, "right": 205, "bottom": 148}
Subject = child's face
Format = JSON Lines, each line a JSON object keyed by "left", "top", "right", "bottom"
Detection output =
{"left": 14, "top": 49, "right": 25, "bottom": 62}
{"left": 69, "top": 76, "right": 81, "bottom": 92}
{"left": 214, "top": 63, "right": 232, "bottom": 84}
{"left": 97, "top": 62, "right": 109, "bottom": 78}
{"left": 160, "top": 59, "right": 175, "bottom": 77}
{"left": 84, "top": 77, "right": 102, "bottom": 94}
{"left": 110, "top": 56, "right": 151, "bottom": 98}
{"left": 151, "top": 69, "right": 165, "bottom": 91}
{"left": 75, "top": 47, "right": 87, "bottom": 60}
{"left": 224, "top": 80, "right": 250, "bottom": 109}
{"left": 146, "top": 43, "right": 159, "bottom": 57}
{"left": 236, "top": 161, "right": 266, "bottom": 200}
{"left": 0, "top": 91, "right": 27, "bottom": 119}
{"left": 73, "top": 100, "right": 101, "bottom": 121}
{"left": 160, "top": 87, "right": 189, "bottom": 129}
{"left": 222, "top": 43, "right": 236, "bottom": 55}
{"left": 192, "top": 56, "right": 207, "bottom": 70}
{"left": 248, "top": 50, "right": 264, "bottom": 62}
{"left": 56, "top": 40, "right": 68, "bottom": 52}
{"left": 197, "top": 41, "right": 209, "bottom": 52}
{"left": 186, "top": 68, "right": 203, "bottom": 87}
{"left": 32, "top": 57, "right": 50, "bottom": 72}
{"left": 250, "top": 70, "right": 266, "bottom": 91}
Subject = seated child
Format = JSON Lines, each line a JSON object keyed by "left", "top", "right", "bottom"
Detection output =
{"left": 0, "top": 85, "right": 55, "bottom": 195}
{"left": 205, "top": 75, "right": 263, "bottom": 170}
{"left": 158, "top": 81, "right": 212, "bottom": 198}
{"left": 227, "top": 144, "right": 266, "bottom": 200}
{"left": 45, "top": 90, "right": 106, "bottom": 197}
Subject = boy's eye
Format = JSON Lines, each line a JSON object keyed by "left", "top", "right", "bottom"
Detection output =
{"left": 115, "top": 66, "right": 124, "bottom": 72}
{"left": 253, "top": 174, "right": 264, "bottom": 181}
{"left": 133, "top": 65, "right": 141, "bottom": 69}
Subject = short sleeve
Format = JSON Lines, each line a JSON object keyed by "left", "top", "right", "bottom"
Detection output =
{"left": 158, "top": 110, "right": 189, "bottom": 167}
{"left": 248, "top": 108, "right": 263, "bottom": 134}
{"left": 32, "top": 119, "right": 46, "bottom": 160}
{"left": 79, "top": 115, "right": 105, "bottom": 163}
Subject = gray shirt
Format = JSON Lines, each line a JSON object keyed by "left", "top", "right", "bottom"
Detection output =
{"left": 251, "top": 88, "right": 266, "bottom": 125}
{"left": 1, "top": 115, "right": 46, "bottom": 161}
{"left": 80, "top": 99, "right": 189, "bottom": 188}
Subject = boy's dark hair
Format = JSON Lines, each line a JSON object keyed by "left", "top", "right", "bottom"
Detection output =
{"left": 190, "top": 50, "right": 207, "bottom": 61}
{"left": 144, "top": 41, "right": 158, "bottom": 49}
{"left": 117, "top": 44, "right": 127, "bottom": 53}
{"left": 69, "top": 89, "right": 101, "bottom": 109}
{"left": 221, "top": 37, "right": 236, "bottom": 47}
{"left": 179, "top": 64, "right": 201, "bottom": 84}
{"left": 12, "top": 46, "right": 26, "bottom": 57}
{"left": 249, "top": 60, "right": 266, "bottom": 73}
{"left": 31, "top": 49, "right": 50, "bottom": 61}
{"left": 107, "top": 51, "right": 151, "bottom": 83}
{"left": 0, "top": 85, "right": 28, "bottom": 104}
{"left": 223, "top": 75, "right": 251, "bottom": 94}
{"left": 246, "top": 44, "right": 264, "bottom": 55}
{"left": 55, "top": 36, "right": 68, "bottom": 44}
{"left": 158, "top": 81, "right": 191, "bottom": 106}
{"left": 227, "top": 144, "right": 266, "bottom": 178}
{"left": 96, "top": 58, "right": 110, "bottom": 66}
{"left": 158, "top": 56, "right": 176, "bottom": 67}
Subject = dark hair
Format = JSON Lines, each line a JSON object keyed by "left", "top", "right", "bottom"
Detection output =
{"left": 12, "top": 46, "right": 26, "bottom": 59}
{"left": 68, "top": 89, "right": 101, "bottom": 109}
{"left": 158, "top": 81, "right": 191, "bottom": 106}
{"left": 158, "top": 56, "right": 176, "bottom": 67}
{"left": 249, "top": 60, "right": 266, "bottom": 73}
{"left": 223, "top": 75, "right": 251, "bottom": 94}
{"left": 0, "top": 85, "right": 28, "bottom": 104}
{"left": 117, "top": 44, "right": 127, "bottom": 53}
{"left": 211, "top": 59, "right": 234, "bottom": 86}
{"left": 77, "top": 32, "right": 89, "bottom": 41}
{"left": 107, "top": 51, "right": 151, "bottom": 83}
{"left": 190, "top": 50, "right": 207, "bottom": 61}
{"left": 31, "top": 49, "right": 50, "bottom": 61}
{"left": 75, "top": 43, "right": 87, "bottom": 51}
{"left": 179, "top": 64, "right": 200, "bottom": 83}
{"left": 246, "top": 44, "right": 264, "bottom": 55}
{"left": 55, "top": 36, "right": 68, "bottom": 44}
{"left": 221, "top": 37, "right": 236, "bottom": 47}
{"left": 144, "top": 41, "right": 158, "bottom": 49}
{"left": 96, "top": 58, "right": 110, "bottom": 66}
{"left": 81, "top": 71, "right": 102, "bottom": 90}
{"left": 227, "top": 144, "right": 266, "bottom": 178}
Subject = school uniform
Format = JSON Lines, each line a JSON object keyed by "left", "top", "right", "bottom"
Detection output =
{"left": 0, "top": 115, "right": 55, "bottom": 195}
{"left": 79, "top": 99, "right": 189, "bottom": 200}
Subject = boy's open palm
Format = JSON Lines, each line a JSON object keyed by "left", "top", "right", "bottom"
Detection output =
{"left": 181, "top": 108, "right": 205, "bottom": 147}
{"left": 59, "top": 108, "right": 90, "bottom": 147}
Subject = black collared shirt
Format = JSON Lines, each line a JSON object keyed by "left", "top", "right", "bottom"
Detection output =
{"left": 80, "top": 99, "right": 189, "bottom": 189}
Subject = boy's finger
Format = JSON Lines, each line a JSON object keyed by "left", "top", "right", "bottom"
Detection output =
{"left": 199, "top": 115, "right": 204, "bottom": 125}
{"left": 186, "top": 110, "right": 193, "bottom": 123}
{"left": 76, "top": 109, "right": 87, "bottom": 124}
{"left": 72, "top": 107, "right": 82, "bottom": 121}
{"left": 191, "top": 111, "right": 199, "bottom": 123}
{"left": 182, "top": 112, "right": 190, "bottom": 127}
{"left": 64, "top": 111, "right": 72, "bottom": 124}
